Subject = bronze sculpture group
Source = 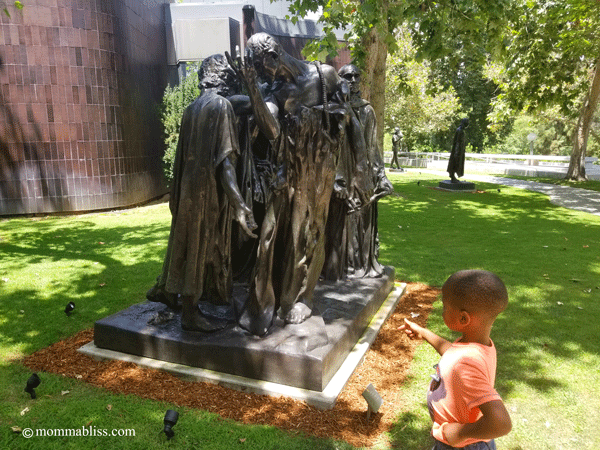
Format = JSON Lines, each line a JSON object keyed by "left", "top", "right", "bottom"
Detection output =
{"left": 148, "top": 34, "right": 393, "bottom": 336}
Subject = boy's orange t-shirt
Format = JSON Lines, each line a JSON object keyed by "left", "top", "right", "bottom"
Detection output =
{"left": 427, "top": 339, "right": 501, "bottom": 447}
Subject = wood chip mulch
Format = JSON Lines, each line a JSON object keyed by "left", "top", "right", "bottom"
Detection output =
{"left": 23, "top": 282, "right": 440, "bottom": 448}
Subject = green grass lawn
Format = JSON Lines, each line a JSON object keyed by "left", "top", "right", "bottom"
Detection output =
{"left": 1, "top": 172, "right": 599, "bottom": 449}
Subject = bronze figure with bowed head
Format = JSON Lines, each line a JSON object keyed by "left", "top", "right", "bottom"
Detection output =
{"left": 234, "top": 33, "right": 366, "bottom": 335}
{"left": 147, "top": 54, "right": 257, "bottom": 332}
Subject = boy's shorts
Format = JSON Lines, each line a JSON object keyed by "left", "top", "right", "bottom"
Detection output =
{"left": 432, "top": 439, "right": 496, "bottom": 450}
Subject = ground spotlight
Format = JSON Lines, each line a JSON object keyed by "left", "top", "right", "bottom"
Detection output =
{"left": 163, "top": 409, "right": 179, "bottom": 440}
{"left": 64, "top": 302, "right": 75, "bottom": 316}
{"left": 24, "top": 373, "right": 41, "bottom": 399}
{"left": 362, "top": 383, "right": 383, "bottom": 421}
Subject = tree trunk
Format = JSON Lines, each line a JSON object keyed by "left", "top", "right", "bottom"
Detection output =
{"left": 566, "top": 56, "right": 600, "bottom": 181}
{"left": 360, "top": 6, "right": 389, "bottom": 156}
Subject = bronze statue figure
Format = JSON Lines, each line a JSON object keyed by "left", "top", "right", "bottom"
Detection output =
{"left": 390, "top": 127, "right": 402, "bottom": 170}
{"left": 447, "top": 118, "right": 469, "bottom": 183}
{"left": 233, "top": 33, "right": 362, "bottom": 335}
{"left": 322, "top": 64, "right": 393, "bottom": 281}
{"left": 226, "top": 59, "right": 281, "bottom": 285}
{"left": 147, "top": 54, "right": 257, "bottom": 332}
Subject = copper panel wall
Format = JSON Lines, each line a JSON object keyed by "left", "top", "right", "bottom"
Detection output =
{"left": 0, "top": 0, "right": 170, "bottom": 215}
{"left": 243, "top": 7, "right": 351, "bottom": 71}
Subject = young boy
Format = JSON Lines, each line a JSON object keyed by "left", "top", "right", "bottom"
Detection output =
{"left": 400, "top": 270, "right": 512, "bottom": 449}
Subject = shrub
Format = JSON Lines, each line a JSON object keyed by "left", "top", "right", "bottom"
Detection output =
{"left": 160, "top": 64, "right": 201, "bottom": 184}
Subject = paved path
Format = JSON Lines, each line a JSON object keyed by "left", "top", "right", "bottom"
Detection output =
{"left": 466, "top": 174, "right": 600, "bottom": 216}
{"left": 402, "top": 169, "right": 600, "bottom": 216}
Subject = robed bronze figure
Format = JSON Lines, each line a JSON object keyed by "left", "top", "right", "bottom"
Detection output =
{"left": 447, "top": 118, "right": 469, "bottom": 183}
{"left": 147, "top": 55, "right": 256, "bottom": 332}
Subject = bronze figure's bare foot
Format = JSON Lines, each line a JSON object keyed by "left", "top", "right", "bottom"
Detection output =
{"left": 284, "top": 302, "right": 312, "bottom": 324}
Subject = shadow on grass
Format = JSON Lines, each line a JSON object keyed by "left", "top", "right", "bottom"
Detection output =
{"left": 379, "top": 174, "right": 600, "bottom": 392}
{"left": 388, "top": 411, "right": 433, "bottom": 450}
{"left": 0, "top": 215, "right": 170, "bottom": 356}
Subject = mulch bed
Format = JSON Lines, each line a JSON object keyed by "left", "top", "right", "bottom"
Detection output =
{"left": 23, "top": 282, "right": 440, "bottom": 448}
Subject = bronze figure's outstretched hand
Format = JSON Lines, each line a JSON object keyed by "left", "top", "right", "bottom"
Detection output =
{"left": 235, "top": 203, "right": 258, "bottom": 239}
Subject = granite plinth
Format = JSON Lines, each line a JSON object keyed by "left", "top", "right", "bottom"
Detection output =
{"left": 93, "top": 266, "right": 395, "bottom": 392}
{"left": 438, "top": 179, "right": 476, "bottom": 191}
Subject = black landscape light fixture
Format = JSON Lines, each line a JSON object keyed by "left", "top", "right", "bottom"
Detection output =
{"left": 163, "top": 409, "right": 179, "bottom": 440}
{"left": 64, "top": 302, "right": 75, "bottom": 316}
{"left": 24, "top": 373, "right": 41, "bottom": 399}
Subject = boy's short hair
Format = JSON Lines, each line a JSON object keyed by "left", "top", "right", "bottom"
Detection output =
{"left": 443, "top": 270, "right": 508, "bottom": 318}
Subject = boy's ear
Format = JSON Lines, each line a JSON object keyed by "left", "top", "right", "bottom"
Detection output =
{"left": 459, "top": 310, "right": 471, "bottom": 326}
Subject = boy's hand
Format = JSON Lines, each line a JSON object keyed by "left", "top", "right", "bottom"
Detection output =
{"left": 398, "top": 318, "right": 425, "bottom": 340}
{"left": 439, "top": 400, "right": 513, "bottom": 446}
{"left": 441, "top": 422, "right": 464, "bottom": 447}
{"left": 400, "top": 318, "right": 451, "bottom": 355}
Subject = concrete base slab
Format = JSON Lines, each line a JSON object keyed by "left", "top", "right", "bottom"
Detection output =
{"left": 90, "top": 267, "right": 397, "bottom": 392}
{"left": 79, "top": 282, "right": 406, "bottom": 409}
{"left": 438, "top": 179, "right": 476, "bottom": 191}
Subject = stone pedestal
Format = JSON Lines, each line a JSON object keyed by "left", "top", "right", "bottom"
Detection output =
{"left": 438, "top": 179, "right": 476, "bottom": 191}
{"left": 92, "top": 267, "right": 395, "bottom": 392}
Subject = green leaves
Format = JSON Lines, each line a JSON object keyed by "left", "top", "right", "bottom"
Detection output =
{"left": 159, "top": 63, "right": 201, "bottom": 183}
{"left": 385, "top": 27, "right": 462, "bottom": 151}
{"left": 2, "top": 1, "right": 23, "bottom": 17}
{"left": 289, "top": 0, "right": 396, "bottom": 66}
{"left": 501, "top": 0, "right": 600, "bottom": 117}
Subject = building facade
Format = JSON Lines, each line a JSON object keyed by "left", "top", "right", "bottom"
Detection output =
{"left": 0, "top": 0, "right": 349, "bottom": 215}
{"left": 1, "top": 0, "right": 171, "bottom": 215}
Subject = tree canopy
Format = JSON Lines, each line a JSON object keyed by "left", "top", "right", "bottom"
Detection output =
{"left": 286, "top": 0, "right": 509, "bottom": 152}
{"left": 500, "top": 0, "right": 599, "bottom": 114}
{"left": 385, "top": 27, "right": 461, "bottom": 152}
{"left": 287, "top": 0, "right": 508, "bottom": 68}
{"left": 498, "top": 0, "right": 600, "bottom": 179}
{"left": 286, "top": 0, "right": 599, "bottom": 178}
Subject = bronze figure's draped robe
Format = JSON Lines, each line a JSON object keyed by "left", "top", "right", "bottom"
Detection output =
{"left": 159, "top": 92, "right": 240, "bottom": 303}
{"left": 238, "top": 104, "right": 346, "bottom": 336}
{"left": 447, "top": 118, "right": 469, "bottom": 181}
{"left": 323, "top": 98, "right": 391, "bottom": 280}
{"left": 347, "top": 98, "right": 390, "bottom": 278}
{"left": 322, "top": 63, "right": 391, "bottom": 282}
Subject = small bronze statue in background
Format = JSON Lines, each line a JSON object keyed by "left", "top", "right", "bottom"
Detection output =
{"left": 390, "top": 127, "right": 403, "bottom": 170}
{"left": 447, "top": 118, "right": 469, "bottom": 183}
